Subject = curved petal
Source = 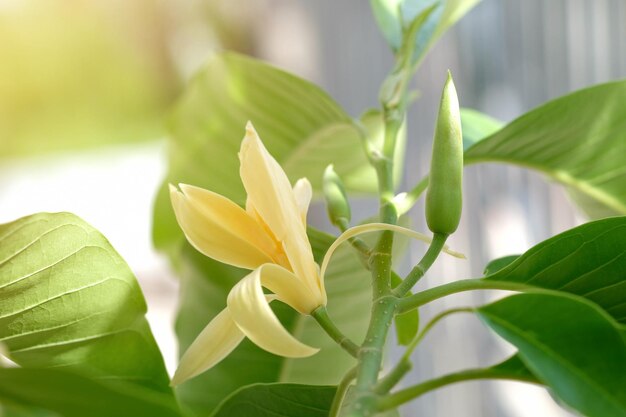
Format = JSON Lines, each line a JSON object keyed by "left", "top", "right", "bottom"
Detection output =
{"left": 170, "top": 184, "right": 276, "bottom": 269}
{"left": 293, "top": 178, "right": 312, "bottom": 225}
{"left": 227, "top": 266, "right": 320, "bottom": 358}
{"left": 239, "top": 123, "right": 320, "bottom": 294}
{"left": 170, "top": 307, "right": 245, "bottom": 385}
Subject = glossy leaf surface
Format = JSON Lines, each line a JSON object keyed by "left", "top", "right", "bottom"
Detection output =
{"left": 478, "top": 293, "right": 626, "bottom": 417}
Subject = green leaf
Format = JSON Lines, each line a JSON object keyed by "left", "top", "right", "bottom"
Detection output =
{"left": 153, "top": 52, "right": 382, "bottom": 251}
{"left": 370, "top": 0, "right": 403, "bottom": 50}
{"left": 482, "top": 254, "right": 519, "bottom": 276}
{"left": 210, "top": 383, "right": 335, "bottom": 417}
{"left": 174, "top": 227, "right": 369, "bottom": 414}
{"left": 0, "top": 401, "right": 57, "bottom": 417}
{"left": 478, "top": 293, "right": 626, "bottom": 417}
{"left": 488, "top": 355, "right": 539, "bottom": 384}
{"left": 0, "top": 368, "right": 183, "bottom": 417}
{"left": 370, "top": 0, "right": 481, "bottom": 64}
{"left": 460, "top": 108, "right": 503, "bottom": 150}
{"left": 209, "top": 383, "right": 400, "bottom": 417}
{"left": 484, "top": 217, "right": 626, "bottom": 323}
{"left": 0, "top": 213, "right": 171, "bottom": 394}
{"left": 465, "top": 80, "right": 626, "bottom": 218}
{"left": 403, "top": 0, "right": 481, "bottom": 65}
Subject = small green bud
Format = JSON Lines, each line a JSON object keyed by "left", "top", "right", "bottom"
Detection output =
{"left": 425, "top": 71, "right": 463, "bottom": 236}
{"left": 323, "top": 165, "right": 351, "bottom": 227}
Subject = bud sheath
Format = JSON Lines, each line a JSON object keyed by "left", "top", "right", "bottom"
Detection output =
{"left": 425, "top": 71, "right": 463, "bottom": 235}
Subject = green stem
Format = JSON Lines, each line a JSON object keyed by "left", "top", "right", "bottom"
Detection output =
{"left": 375, "top": 307, "right": 472, "bottom": 394}
{"left": 393, "top": 233, "right": 448, "bottom": 297}
{"left": 374, "top": 359, "right": 411, "bottom": 395}
{"left": 401, "top": 307, "right": 472, "bottom": 363}
{"left": 311, "top": 306, "right": 359, "bottom": 358}
{"left": 377, "top": 367, "right": 539, "bottom": 411}
{"left": 398, "top": 279, "right": 535, "bottom": 314}
{"left": 329, "top": 367, "right": 358, "bottom": 417}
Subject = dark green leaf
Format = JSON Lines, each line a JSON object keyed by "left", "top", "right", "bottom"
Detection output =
{"left": 0, "top": 368, "right": 183, "bottom": 417}
{"left": 465, "top": 80, "right": 626, "bottom": 218}
{"left": 484, "top": 217, "right": 626, "bottom": 323}
{"left": 478, "top": 293, "right": 626, "bottom": 417}
{"left": 487, "top": 355, "right": 539, "bottom": 384}
{"left": 482, "top": 255, "right": 519, "bottom": 276}
{"left": 153, "top": 52, "right": 383, "bottom": 251}
{"left": 0, "top": 213, "right": 171, "bottom": 394}
{"left": 174, "top": 227, "right": 368, "bottom": 414}
{"left": 210, "top": 383, "right": 335, "bottom": 417}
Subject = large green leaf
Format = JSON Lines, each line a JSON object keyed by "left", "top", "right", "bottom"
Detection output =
{"left": 478, "top": 293, "right": 626, "bottom": 417}
{"left": 210, "top": 383, "right": 400, "bottom": 417}
{"left": 0, "top": 368, "right": 183, "bottom": 417}
{"left": 370, "top": 0, "right": 481, "bottom": 63}
{"left": 0, "top": 213, "right": 171, "bottom": 394}
{"left": 174, "top": 227, "right": 369, "bottom": 414}
{"left": 484, "top": 217, "right": 626, "bottom": 323}
{"left": 153, "top": 52, "right": 388, "bottom": 251}
{"left": 210, "top": 383, "right": 335, "bottom": 417}
{"left": 460, "top": 108, "right": 503, "bottom": 150}
{"left": 464, "top": 80, "right": 626, "bottom": 218}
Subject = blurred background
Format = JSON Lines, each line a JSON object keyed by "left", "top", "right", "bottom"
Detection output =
{"left": 1, "top": 0, "right": 625, "bottom": 415}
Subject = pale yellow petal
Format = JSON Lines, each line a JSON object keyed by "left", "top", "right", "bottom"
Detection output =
{"left": 170, "top": 308, "right": 244, "bottom": 385}
{"left": 239, "top": 123, "right": 320, "bottom": 295}
{"left": 227, "top": 266, "right": 320, "bottom": 358}
{"left": 293, "top": 178, "right": 312, "bottom": 225}
{"left": 170, "top": 184, "right": 276, "bottom": 269}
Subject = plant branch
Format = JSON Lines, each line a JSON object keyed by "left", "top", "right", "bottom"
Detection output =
{"left": 376, "top": 307, "right": 472, "bottom": 394}
{"left": 393, "top": 232, "right": 448, "bottom": 297}
{"left": 397, "top": 279, "right": 535, "bottom": 314}
{"left": 329, "top": 367, "right": 358, "bottom": 417}
{"left": 376, "top": 367, "right": 539, "bottom": 411}
{"left": 311, "top": 306, "right": 359, "bottom": 358}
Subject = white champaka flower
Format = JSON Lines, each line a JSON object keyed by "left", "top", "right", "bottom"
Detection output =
{"left": 169, "top": 122, "right": 325, "bottom": 385}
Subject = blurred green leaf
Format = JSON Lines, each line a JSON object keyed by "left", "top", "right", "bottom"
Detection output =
{"left": 0, "top": 3, "right": 173, "bottom": 158}
{"left": 465, "top": 80, "right": 626, "bottom": 218}
{"left": 0, "top": 213, "right": 171, "bottom": 394}
{"left": 153, "top": 52, "right": 385, "bottom": 251}
{"left": 478, "top": 293, "right": 626, "bottom": 417}
{"left": 209, "top": 382, "right": 400, "bottom": 417}
{"left": 0, "top": 368, "right": 183, "bottom": 417}
{"left": 210, "top": 383, "right": 335, "bottom": 417}
{"left": 174, "top": 227, "right": 370, "bottom": 414}
{"left": 460, "top": 108, "right": 503, "bottom": 150}
{"left": 484, "top": 217, "right": 626, "bottom": 323}
{"left": 370, "top": 0, "right": 404, "bottom": 50}
{"left": 370, "top": 0, "right": 480, "bottom": 64}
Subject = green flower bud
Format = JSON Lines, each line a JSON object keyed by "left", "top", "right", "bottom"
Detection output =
{"left": 323, "top": 165, "right": 351, "bottom": 227}
{"left": 425, "top": 71, "right": 463, "bottom": 236}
